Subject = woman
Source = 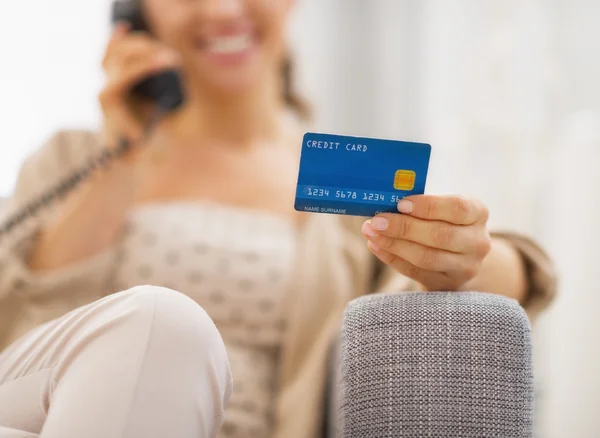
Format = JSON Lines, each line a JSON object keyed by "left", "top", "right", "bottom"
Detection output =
{"left": 0, "top": 0, "right": 556, "bottom": 437}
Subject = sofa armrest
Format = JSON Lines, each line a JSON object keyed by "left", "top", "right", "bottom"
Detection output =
{"left": 330, "top": 291, "right": 534, "bottom": 438}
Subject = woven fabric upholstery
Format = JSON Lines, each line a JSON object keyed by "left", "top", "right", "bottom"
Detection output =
{"left": 339, "top": 292, "right": 534, "bottom": 438}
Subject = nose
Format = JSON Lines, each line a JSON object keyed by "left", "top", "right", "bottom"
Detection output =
{"left": 202, "top": 0, "right": 244, "bottom": 20}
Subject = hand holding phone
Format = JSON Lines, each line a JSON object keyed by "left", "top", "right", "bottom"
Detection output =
{"left": 111, "top": 0, "right": 185, "bottom": 113}
{"left": 99, "top": 22, "right": 181, "bottom": 150}
{"left": 29, "top": 13, "right": 187, "bottom": 266}
{"left": 21, "top": 21, "right": 171, "bottom": 267}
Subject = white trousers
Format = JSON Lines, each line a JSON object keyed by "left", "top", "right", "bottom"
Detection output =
{"left": 0, "top": 286, "right": 233, "bottom": 438}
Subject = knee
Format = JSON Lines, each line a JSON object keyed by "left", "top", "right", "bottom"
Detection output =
{"left": 122, "top": 284, "right": 211, "bottom": 325}
{"left": 112, "top": 285, "right": 229, "bottom": 369}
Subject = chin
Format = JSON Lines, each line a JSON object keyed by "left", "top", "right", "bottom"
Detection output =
{"left": 203, "top": 68, "right": 264, "bottom": 97}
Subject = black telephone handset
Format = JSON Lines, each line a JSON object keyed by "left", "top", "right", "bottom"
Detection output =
{"left": 0, "top": 1, "right": 184, "bottom": 241}
{"left": 111, "top": 0, "right": 185, "bottom": 112}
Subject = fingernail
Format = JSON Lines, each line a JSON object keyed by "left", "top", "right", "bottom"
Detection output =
{"left": 371, "top": 217, "right": 389, "bottom": 231}
{"left": 398, "top": 200, "right": 413, "bottom": 214}
{"left": 362, "top": 221, "right": 378, "bottom": 238}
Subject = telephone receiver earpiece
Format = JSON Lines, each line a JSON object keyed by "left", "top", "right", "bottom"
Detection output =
{"left": 111, "top": 0, "right": 185, "bottom": 112}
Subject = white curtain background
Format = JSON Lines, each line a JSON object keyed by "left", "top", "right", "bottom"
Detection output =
{"left": 1, "top": 0, "right": 599, "bottom": 436}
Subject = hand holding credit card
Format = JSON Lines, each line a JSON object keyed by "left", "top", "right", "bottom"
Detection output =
{"left": 293, "top": 133, "right": 494, "bottom": 293}
{"left": 294, "top": 132, "right": 431, "bottom": 217}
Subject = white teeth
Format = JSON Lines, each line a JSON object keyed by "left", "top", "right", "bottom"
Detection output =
{"left": 208, "top": 35, "right": 252, "bottom": 54}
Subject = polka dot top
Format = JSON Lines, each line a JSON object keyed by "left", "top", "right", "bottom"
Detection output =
{"left": 113, "top": 201, "right": 298, "bottom": 437}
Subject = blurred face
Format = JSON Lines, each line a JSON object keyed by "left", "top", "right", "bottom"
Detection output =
{"left": 144, "top": 0, "right": 294, "bottom": 95}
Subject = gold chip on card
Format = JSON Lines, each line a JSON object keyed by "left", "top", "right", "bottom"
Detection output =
{"left": 393, "top": 170, "right": 416, "bottom": 191}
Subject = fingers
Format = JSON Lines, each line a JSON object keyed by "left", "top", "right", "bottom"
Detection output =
{"left": 368, "top": 214, "right": 492, "bottom": 256}
{"left": 366, "top": 228, "right": 475, "bottom": 275}
{"left": 106, "top": 35, "right": 178, "bottom": 70}
{"left": 103, "top": 22, "right": 131, "bottom": 68}
{"left": 366, "top": 242, "right": 461, "bottom": 291}
{"left": 102, "top": 31, "right": 180, "bottom": 93}
{"left": 99, "top": 25, "right": 181, "bottom": 145}
{"left": 399, "top": 195, "right": 488, "bottom": 225}
{"left": 365, "top": 194, "right": 492, "bottom": 291}
{"left": 103, "top": 52, "right": 179, "bottom": 98}
{"left": 368, "top": 214, "right": 477, "bottom": 254}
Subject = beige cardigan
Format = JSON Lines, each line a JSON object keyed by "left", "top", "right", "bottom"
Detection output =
{"left": 0, "top": 130, "right": 557, "bottom": 438}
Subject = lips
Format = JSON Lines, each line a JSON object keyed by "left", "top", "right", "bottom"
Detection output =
{"left": 206, "top": 34, "right": 253, "bottom": 55}
{"left": 195, "top": 25, "right": 260, "bottom": 56}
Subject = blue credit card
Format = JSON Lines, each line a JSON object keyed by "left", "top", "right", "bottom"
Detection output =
{"left": 294, "top": 132, "right": 431, "bottom": 217}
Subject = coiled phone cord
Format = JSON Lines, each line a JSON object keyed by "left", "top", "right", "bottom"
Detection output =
{"left": 0, "top": 107, "right": 167, "bottom": 244}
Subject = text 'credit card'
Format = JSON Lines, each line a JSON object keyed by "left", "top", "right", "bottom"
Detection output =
{"left": 294, "top": 132, "right": 431, "bottom": 217}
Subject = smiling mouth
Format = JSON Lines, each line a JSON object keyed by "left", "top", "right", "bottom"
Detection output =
{"left": 195, "top": 31, "right": 259, "bottom": 59}
{"left": 207, "top": 34, "right": 253, "bottom": 54}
